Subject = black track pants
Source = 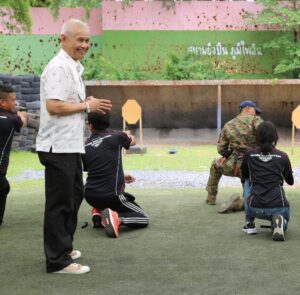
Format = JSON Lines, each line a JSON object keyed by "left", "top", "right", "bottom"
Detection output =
{"left": 86, "top": 192, "right": 149, "bottom": 228}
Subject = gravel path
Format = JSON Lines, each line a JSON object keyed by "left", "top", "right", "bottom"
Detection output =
{"left": 11, "top": 169, "right": 300, "bottom": 188}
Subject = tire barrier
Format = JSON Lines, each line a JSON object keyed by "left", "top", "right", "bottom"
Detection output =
{"left": 0, "top": 73, "right": 40, "bottom": 151}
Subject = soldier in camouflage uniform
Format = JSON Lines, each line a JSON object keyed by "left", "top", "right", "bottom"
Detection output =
{"left": 205, "top": 100, "right": 263, "bottom": 212}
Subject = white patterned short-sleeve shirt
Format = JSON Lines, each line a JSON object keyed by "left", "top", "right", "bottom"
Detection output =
{"left": 36, "top": 49, "right": 86, "bottom": 153}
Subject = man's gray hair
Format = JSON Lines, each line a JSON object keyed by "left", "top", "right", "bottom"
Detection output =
{"left": 61, "top": 19, "right": 89, "bottom": 35}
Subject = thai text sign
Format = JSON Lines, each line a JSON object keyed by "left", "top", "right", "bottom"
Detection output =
{"left": 187, "top": 41, "right": 263, "bottom": 60}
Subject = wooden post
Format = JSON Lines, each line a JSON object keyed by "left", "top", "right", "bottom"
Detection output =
{"left": 122, "top": 118, "right": 126, "bottom": 156}
{"left": 139, "top": 113, "right": 143, "bottom": 149}
{"left": 217, "top": 84, "right": 222, "bottom": 137}
{"left": 292, "top": 123, "right": 295, "bottom": 155}
{"left": 291, "top": 105, "right": 300, "bottom": 155}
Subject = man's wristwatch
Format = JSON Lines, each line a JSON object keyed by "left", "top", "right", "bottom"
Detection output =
{"left": 85, "top": 101, "right": 91, "bottom": 113}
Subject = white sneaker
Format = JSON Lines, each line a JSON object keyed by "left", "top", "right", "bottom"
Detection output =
{"left": 54, "top": 263, "right": 90, "bottom": 274}
{"left": 242, "top": 222, "right": 257, "bottom": 235}
{"left": 272, "top": 215, "right": 285, "bottom": 241}
{"left": 70, "top": 250, "right": 81, "bottom": 260}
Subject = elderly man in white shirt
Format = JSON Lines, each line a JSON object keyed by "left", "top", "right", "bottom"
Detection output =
{"left": 36, "top": 19, "right": 112, "bottom": 275}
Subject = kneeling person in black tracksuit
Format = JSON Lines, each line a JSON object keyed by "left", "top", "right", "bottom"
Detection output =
{"left": 82, "top": 112, "right": 149, "bottom": 238}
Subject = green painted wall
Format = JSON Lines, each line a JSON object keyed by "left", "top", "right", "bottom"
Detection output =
{"left": 102, "top": 30, "right": 291, "bottom": 79}
{"left": 0, "top": 35, "right": 102, "bottom": 75}
{"left": 0, "top": 31, "right": 293, "bottom": 79}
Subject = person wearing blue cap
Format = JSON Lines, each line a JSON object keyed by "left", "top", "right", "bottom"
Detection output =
{"left": 239, "top": 100, "right": 262, "bottom": 114}
{"left": 205, "top": 99, "right": 263, "bottom": 213}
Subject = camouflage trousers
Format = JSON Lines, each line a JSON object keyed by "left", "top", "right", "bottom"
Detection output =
{"left": 205, "top": 156, "right": 242, "bottom": 196}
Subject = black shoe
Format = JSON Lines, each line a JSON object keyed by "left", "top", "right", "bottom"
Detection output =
{"left": 92, "top": 214, "right": 103, "bottom": 228}
{"left": 242, "top": 222, "right": 257, "bottom": 235}
{"left": 272, "top": 215, "right": 285, "bottom": 241}
{"left": 91, "top": 208, "right": 103, "bottom": 228}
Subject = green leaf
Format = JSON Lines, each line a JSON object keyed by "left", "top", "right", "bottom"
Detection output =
{"left": 245, "top": 0, "right": 300, "bottom": 78}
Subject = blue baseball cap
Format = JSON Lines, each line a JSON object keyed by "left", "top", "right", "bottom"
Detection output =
{"left": 239, "top": 100, "right": 262, "bottom": 114}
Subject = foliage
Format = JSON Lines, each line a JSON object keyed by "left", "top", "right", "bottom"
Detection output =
{"left": 264, "top": 35, "right": 300, "bottom": 77}
{"left": 47, "top": 0, "right": 101, "bottom": 19}
{"left": 83, "top": 54, "right": 152, "bottom": 80}
{"left": 0, "top": 0, "right": 32, "bottom": 32}
{"left": 29, "top": 0, "right": 51, "bottom": 7}
{"left": 115, "top": 64, "right": 152, "bottom": 80}
{"left": 163, "top": 52, "right": 229, "bottom": 80}
{"left": 246, "top": 0, "right": 300, "bottom": 78}
{"left": 0, "top": 0, "right": 100, "bottom": 32}
{"left": 113, "top": 0, "right": 178, "bottom": 11}
{"left": 83, "top": 54, "right": 119, "bottom": 80}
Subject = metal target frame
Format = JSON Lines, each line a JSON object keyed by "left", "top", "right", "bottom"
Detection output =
{"left": 122, "top": 99, "right": 143, "bottom": 149}
{"left": 291, "top": 105, "right": 300, "bottom": 155}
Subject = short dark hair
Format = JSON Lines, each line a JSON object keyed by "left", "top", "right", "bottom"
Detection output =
{"left": 87, "top": 112, "right": 110, "bottom": 130}
{"left": 0, "top": 84, "right": 15, "bottom": 100}
{"left": 256, "top": 121, "right": 279, "bottom": 154}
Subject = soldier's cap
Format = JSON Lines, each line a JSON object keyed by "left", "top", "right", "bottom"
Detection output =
{"left": 239, "top": 100, "right": 262, "bottom": 114}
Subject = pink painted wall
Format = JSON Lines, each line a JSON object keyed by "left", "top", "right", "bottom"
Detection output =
{"left": 0, "top": 1, "right": 277, "bottom": 35}
{"left": 102, "top": 1, "right": 268, "bottom": 31}
{"left": 0, "top": 8, "right": 102, "bottom": 35}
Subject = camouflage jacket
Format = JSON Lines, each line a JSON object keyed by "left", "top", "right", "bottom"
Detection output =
{"left": 217, "top": 115, "right": 263, "bottom": 177}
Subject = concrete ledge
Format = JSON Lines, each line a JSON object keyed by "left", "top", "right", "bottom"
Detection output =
{"left": 86, "top": 79, "right": 300, "bottom": 86}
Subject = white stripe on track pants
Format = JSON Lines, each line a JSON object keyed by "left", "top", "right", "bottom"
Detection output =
{"left": 86, "top": 191, "right": 149, "bottom": 228}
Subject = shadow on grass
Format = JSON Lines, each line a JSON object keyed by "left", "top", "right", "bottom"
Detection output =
{"left": 1, "top": 187, "right": 300, "bottom": 295}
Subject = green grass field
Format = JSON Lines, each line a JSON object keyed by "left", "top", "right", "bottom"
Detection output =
{"left": 2, "top": 146, "right": 300, "bottom": 294}
{"left": 7, "top": 144, "right": 300, "bottom": 178}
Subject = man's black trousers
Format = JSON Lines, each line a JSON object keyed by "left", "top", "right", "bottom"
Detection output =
{"left": 38, "top": 152, "right": 83, "bottom": 273}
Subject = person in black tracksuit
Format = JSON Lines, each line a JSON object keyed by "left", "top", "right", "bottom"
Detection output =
{"left": 241, "top": 121, "right": 294, "bottom": 241}
{"left": 82, "top": 112, "right": 149, "bottom": 238}
{"left": 0, "top": 85, "right": 27, "bottom": 226}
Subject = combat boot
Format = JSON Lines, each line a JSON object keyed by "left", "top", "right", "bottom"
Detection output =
{"left": 206, "top": 194, "right": 217, "bottom": 205}
{"left": 217, "top": 193, "right": 244, "bottom": 213}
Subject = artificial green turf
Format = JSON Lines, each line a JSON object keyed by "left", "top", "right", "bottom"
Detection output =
{"left": 1, "top": 186, "right": 300, "bottom": 295}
